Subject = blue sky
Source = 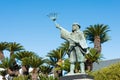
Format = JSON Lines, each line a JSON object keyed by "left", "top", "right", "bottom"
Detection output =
{"left": 0, "top": 0, "right": 120, "bottom": 60}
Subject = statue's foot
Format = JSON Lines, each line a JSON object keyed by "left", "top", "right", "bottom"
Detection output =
{"left": 73, "top": 72, "right": 86, "bottom": 75}
{"left": 80, "top": 72, "right": 86, "bottom": 74}
{"left": 75, "top": 72, "right": 81, "bottom": 75}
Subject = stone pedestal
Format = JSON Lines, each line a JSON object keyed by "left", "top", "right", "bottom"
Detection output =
{"left": 60, "top": 74, "right": 94, "bottom": 80}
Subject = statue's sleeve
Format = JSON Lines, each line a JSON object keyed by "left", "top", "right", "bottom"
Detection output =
{"left": 79, "top": 31, "right": 88, "bottom": 48}
{"left": 68, "top": 31, "right": 88, "bottom": 48}
{"left": 60, "top": 27, "right": 70, "bottom": 41}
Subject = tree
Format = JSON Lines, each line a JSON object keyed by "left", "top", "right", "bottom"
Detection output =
{"left": 14, "top": 51, "right": 35, "bottom": 75}
{"left": 39, "top": 65, "right": 53, "bottom": 77}
{"left": 47, "top": 48, "right": 66, "bottom": 67}
{"left": 7, "top": 42, "right": 24, "bottom": 57}
{"left": 60, "top": 41, "right": 69, "bottom": 56}
{"left": 14, "top": 51, "right": 35, "bottom": 60}
{"left": 0, "top": 70, "right": 7, "bottom": 80}
{"left": 84, "top": 24, "right": 110, "bottom": 53}
{"left": 62, "top": 59, "right": 70, "bottom": 72}
{"left": 22, "top": 55, "right": 44, "bottom": 80}
{"left": 46, "top": 48, "right": 66, "bottom": 77}
{"left": 0, "top": 57, "right": 19, "bottom": 77}
{"left": 6, "top": 42, "right": 24, "bottom": 76}
{"left": 0, "top": 42, "right": 8, "bottom": 60}
{"left": 85, "top": 48, "right": 102, "bottom": 71}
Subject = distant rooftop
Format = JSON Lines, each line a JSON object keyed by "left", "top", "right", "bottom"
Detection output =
{"left": 93, "top": 58, "right": 120, "bottom": 71}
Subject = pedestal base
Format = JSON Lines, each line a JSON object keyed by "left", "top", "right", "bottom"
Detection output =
{"left": 60, "top": 74, "right": 94, "bottom": 80}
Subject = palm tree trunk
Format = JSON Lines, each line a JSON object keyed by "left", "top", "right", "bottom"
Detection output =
{"left": 10, "top": 51, "right": 14, "bottom": 57}
{"left": 2, "top": 77, "right": 6, "bottom": 80}
{"left": 7, "top": 68, "right": 19, "bottom": 76}
{"left": 7, "top": 68, "right": 14, "bottom": 76}
{"left": 85, "top": 60, "right": 93, "bottom": 71}
{"left": 31, "top": 68, "right": 39, "bottom": 80}
{"left": 94, "top": 36, "right": 101, "bottom": 53}
{"left": 56, "top": 59, "right": 63, "bottom": 77}
{"left": 85, "top": 35, "right": 101, "bottom": 71}
{"left": 0, "top": 51, "right": 5, "bottom": 60}
{"left": 53, "top": 68, "right": 59, "bottom": 79}
{"left": 22, "top": 65, "right": 29, "bottom": 75}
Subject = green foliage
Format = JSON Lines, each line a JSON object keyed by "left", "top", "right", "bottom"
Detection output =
{"left": 39, "top": 65, "right": 53, "bottom": 74}
{"left": 46, "top": 48, "right": 66, "bottom": 67}
{"left": 39, "top": 75, "right": 58, "bottom": 80}
{"left": 0, "top": 57, "right": 14, "bottom": 69}
{"left": 0, "top": 70, "right": 7, "bottom": 76}
{"left": 7, "top": 42, "right": 24, "bottom": 53}
{"left": 62, "top": 59, "right": 70, "bottom": 72}
{"left": 85, "top": 48, "right": 102, "bottom": 63}
{"left": 0, "top": 42, "right": 8, "bottom": 51}
{"left": 14, "top": 51, "right": 35, "bottom": 60}
{"left": 90, "top": 62, "right": 120, "bottom": 80}
{"left": 60, "top": 41, "right": 69, "bottom": 56}
{"left": 13, "top": 75, "right": 29, "bottom": 80}
{"left": 22, "top": 55, "right": 44, "bottom": 68}
{"left": 47, "top": 48, "right": 65, "bottom": 61}
{"left": 84, "top": 24, "right": 110, "bottom": 43}
{"left": 54, "top": 58, "right": 70, "bottom": 73}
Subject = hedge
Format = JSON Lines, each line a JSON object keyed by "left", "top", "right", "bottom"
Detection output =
{"left": 90, "top": 62, "right": 120, "bottom": 80}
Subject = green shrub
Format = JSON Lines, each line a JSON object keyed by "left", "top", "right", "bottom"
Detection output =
{"left": 90, "top": 62, "right": 120, "bottom": 80}
{"left": 0, "top": 70, "right": 7, "bottom": 76}
{"left": 39, "top": 75, "right": 58, "bottom": 80}
{"left": 13, "top": 75, "right": 29, "bottom": 80}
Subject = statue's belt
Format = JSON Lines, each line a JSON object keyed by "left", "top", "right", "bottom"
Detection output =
{"left": 68, "top": 43, "right": 87, "bottom": 56}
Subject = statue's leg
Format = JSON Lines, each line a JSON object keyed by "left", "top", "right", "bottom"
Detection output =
{"left": 70, "top": 63, "right": 75, "bottom": 74}
{"left": 80, "top": 62, "right": 85, "bottom": 74}
{"left": 67, "top": 51, "right": 75, "bottom": 75}
{"left": 75, "top": 47, "right": 86, "bottom": 74}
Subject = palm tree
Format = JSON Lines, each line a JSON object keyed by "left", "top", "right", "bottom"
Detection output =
{"left": 54, "top": 58, "right": 71, "bottom": 76}
{"left": 46, "top": 48, "right": 66, "bottom": 78}
{"left": 47, "top": 48, "right": 66, "bottom": 66}
{"left": 7, "top": 42, "right": 24, "bottom": 57}
{"left": 0, "top": 57, "right": 12, "bottom": 70}
{"left": 0, "top": 57, "right": 19, "bottom": 77}
{"left": 5, "top": 42, "right": 24, "bottom": 77}
{"left": 0, "top": 70, "right": 7, "bottom": 80}
{"left": 85, "top": 48, "right": 102, "bottom": 71}
{"left": 39, "top": 65, "right": 53, "bottom": 77}
{"left": 14, "top": 51, "right": 35, "bottom": 61}
{"left": 45, "top": 56, "right": 58, "bottom": 67}
{"left": 13, "top": 51, "right": 35, "bottom": 75}
{"left": 22, "top": 55, "right": 44, "bottom": 80}
{"left": 60, "top": 41, "right": 69, "bottom": 56}
{"left": 0, "top": 42, "right": 8, "bottom": 60}
{"left": 84, "top": 24, "right": 110, "bottom": 53}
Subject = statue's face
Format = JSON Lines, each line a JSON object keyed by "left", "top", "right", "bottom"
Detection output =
{"left": 72, "top": 24, "right": 79, "bottom": 31}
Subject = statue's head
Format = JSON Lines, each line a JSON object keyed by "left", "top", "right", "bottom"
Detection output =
{"left": 72, "top": 23, "right": 81, "bottom": 32}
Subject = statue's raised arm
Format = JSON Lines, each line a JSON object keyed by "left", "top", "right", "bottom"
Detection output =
{"left": 55, "top": 23, "right": 70, "bottom": 41}
{"left": 47, "top": 13, "right": 71, "bottom": 41}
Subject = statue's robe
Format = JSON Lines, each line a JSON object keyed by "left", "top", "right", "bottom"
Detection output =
{"left": 60, "top": 27, "right": 88, "bottom": 62}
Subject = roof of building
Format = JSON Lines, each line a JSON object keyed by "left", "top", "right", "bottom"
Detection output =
{"left": 93, "top": 58, "right": 120, "bottom": 71}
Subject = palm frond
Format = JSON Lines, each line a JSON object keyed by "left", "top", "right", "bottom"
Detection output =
{"left": 7, "top": 42, "right": 24, "bottom": 52}
{"left": 0, "top": 42, "right": 8, "bottom": 51}
{"left": 84, "top": 24, "right": 110, "bottom": 44}
{"left": 22, "top": 55, "right": 44, "bottom": 68}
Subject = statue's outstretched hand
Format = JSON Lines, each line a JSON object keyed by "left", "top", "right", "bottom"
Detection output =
{"left": 55, "top": 24, "right": 60, "bottom": 28}
{"left": 55, "top": 24, "right": 61, "bottom": 30}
